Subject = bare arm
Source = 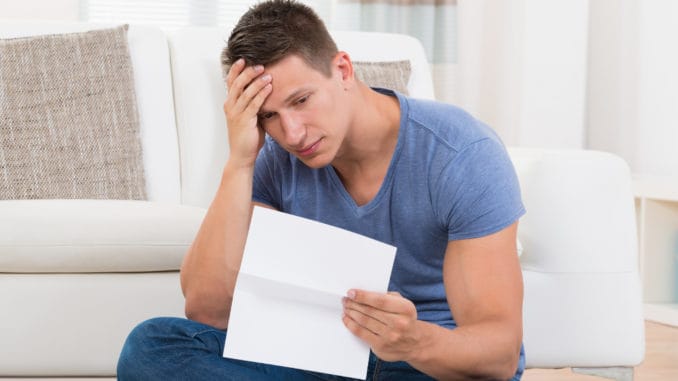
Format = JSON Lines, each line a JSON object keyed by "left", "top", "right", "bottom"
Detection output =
{"left": 343, "top": 222, "right": 523, "bottom": 380}
{"left": 180, "top": 59, "right": 274, "bottom": 330}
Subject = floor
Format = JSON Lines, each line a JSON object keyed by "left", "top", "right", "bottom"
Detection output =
{"left": 523, "top": 321, "right": 678, "bottom": 381}
{"left": 3, "top": 321, "right": 676, "bottom": 380}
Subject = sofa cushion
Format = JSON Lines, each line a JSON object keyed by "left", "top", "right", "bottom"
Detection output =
{"left": 353, "top": 60, "right": 411, "bottom": 95}
{"left": 0, "top": 200, "right": 205, "bottom": 273}
{"left": 0, "top": 25, "right": 146, "bottom": 200}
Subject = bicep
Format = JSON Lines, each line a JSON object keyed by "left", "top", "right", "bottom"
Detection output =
{"left": 443, "top": 221, "right": 523, "bottom": 330}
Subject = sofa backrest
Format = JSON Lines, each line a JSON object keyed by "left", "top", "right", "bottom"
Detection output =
{"left": 0, "top": 22, "right": 181, "bottom": 203}
{"left": 168, "top": 27, "right": 436, "bottom": 208}
{"left": 168, "top": 27, "right": 230, "bottom": 208}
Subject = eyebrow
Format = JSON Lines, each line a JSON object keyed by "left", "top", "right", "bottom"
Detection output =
{"left": 259, "top": 87, "right": 311, "bottom": 115}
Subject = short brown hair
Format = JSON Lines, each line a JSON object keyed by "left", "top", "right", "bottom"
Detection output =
{"left": 221, "top": 0, "right": 338, "bottom": 77}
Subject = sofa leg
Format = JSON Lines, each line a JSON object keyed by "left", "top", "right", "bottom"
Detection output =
{"left": 572, "top": 367, "right": 634, "bottom": 381}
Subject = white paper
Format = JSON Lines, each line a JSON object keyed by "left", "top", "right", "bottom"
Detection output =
{"left": 223, "top": 206, "right": 396, "bottom": 379}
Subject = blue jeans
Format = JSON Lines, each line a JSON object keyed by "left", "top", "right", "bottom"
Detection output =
{"left": 117, "top": 317, "right": 523, "bottom": 380}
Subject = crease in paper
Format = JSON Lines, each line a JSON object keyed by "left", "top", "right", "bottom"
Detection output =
{"left": 235, "top": 272, "right": 343, "bottom": 312}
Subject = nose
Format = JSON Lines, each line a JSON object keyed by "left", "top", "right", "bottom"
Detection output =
{"left": 280, "top": 112, "right": 306, "bottom": 147}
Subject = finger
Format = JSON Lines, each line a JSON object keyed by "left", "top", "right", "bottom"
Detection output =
{"left": 233, "top": 73, "right": 272, "bottom": 115}
{"left": 243, "top": 82, "right": 272, "bottom": 117}
{"left": 347, "top": 289, "right": 404, "bottom": 314}
{"left": 224, "top": 62, "right": 257, "bottom": 109}
{"left": 343, "top": 298, "right": 388, "bottom": 336}
{"left": 225, "top": 65, "right": 267, "bottom": 117}
{"left": 342, "top": 312, "right": 379, "bottom": 344}
{"left": 229, "top": 64, "right": 264, "bottom": 100}
{"left": 225, "top": 58, "right": 245, "bottom": 90}
{"left": 343, "top": 297, "right": 389, "bottom": 324}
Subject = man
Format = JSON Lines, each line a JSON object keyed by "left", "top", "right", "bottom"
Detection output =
{"left": 117, "top": 1, "right": 525, "bottom": 380}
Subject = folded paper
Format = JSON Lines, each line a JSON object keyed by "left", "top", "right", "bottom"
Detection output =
{"left": 224, "top": 206, "right": 396, "bottom": 379}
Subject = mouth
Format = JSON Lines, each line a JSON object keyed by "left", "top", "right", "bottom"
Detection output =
{"left": 296, "top": 139, "right": 322, "bottom": 157}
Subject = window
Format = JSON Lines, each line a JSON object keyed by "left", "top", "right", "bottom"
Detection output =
{"left": 81, "top": 0, "right": 332, "bottom": 29}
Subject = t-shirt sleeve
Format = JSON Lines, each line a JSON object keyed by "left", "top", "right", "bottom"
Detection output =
{"left": 252, "top": 138, "right": 282, "bottom": 209}
{"left": 435, "top": 137, "right": 525, "bottom": 241}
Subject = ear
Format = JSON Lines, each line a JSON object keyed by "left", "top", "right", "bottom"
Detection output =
{"left": 333, "top": 51, "right": 355, "bottom": 88}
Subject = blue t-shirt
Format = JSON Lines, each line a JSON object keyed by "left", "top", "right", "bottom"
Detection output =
{"left": 252, "top": 89, "right": 525, "bottom": 329}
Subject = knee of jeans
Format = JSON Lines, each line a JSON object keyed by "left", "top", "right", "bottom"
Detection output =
{"left": 117, "top": 317, "right": 180, "bottom": 378}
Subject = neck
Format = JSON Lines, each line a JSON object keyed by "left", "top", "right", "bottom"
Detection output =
{"left": 332, "top": 83, "right": 401, "bottom": 176}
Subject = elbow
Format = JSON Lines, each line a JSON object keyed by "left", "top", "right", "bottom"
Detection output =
{"left": 466, "top": 358, "right": 519, "bottom": 381}
{"left": 184, "top": 311, "right": 230, "bottom": 331}
{"left": 180, "top": 264, "right": 235, "bottom": 330}
{"left": 466, "top": 340, "right": 522, "bottom": 381}
{"left": 488, "top": 322, "right": 523, "bottom": 380}
{"left": 494, "top": 360, "right": 521, "bottom": 381}
{"left": 486, "top": 345, "right": 522, "bottom": 381}
{"left": 184, "top": 293, "right": 231, "bottom": 331}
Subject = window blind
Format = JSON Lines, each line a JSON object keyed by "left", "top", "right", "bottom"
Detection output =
{"left": 81, "top": 0, "right": 332, "bottom": 29}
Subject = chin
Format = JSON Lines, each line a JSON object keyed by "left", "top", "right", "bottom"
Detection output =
{"left": 298, "top": 153, "right": 333, "bottom": 169}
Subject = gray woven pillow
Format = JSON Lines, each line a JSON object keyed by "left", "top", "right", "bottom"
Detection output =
{"left": 353, "top": 60, "right": 411, "bottom": 95}
{"left": 0, "top": 25, "right": 146, "bottom": 200}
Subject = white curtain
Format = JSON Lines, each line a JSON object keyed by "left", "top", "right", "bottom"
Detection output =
{"left": 456, "top": 0, "right": 589, "bottom": 149}
{"left": 587, "top": 0, "right": 678, "bottom": 176}
{"left": 457, "top": 0, "right": 678, "bottom": 176}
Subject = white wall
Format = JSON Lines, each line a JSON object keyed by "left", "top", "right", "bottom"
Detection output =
{"left": 633, "top": 1, "right": 678, "bottom": 176}
{"left": 587, "top": 0, "right": 678, "bottom": 176}
{"left": 0, "top": 0, "right": 79, "bottom": 21}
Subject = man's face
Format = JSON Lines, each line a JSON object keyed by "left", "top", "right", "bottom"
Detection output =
{"left": 257, "top": 54, "right": 352, "bottom": 168}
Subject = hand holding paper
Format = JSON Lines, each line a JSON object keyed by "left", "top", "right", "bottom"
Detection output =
{"left": 223, "top": 207, "right": 396, "bottom": 379}
{"left": 342, "top": 289, "right": 421, "bottom": 363}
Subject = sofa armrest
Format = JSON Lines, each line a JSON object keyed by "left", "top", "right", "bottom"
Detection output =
{"left": 510, "top": 148, "right": 638, "bottom": 273}
{"left": 509, "top": 148, "right": 645, "bottom": 368}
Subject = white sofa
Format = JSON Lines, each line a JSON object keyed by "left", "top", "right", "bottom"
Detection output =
{"left": 0, "top": 23, "right": 644, "bottom": 380}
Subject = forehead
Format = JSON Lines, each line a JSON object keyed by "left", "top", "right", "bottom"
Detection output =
{"left": 265, "top": 54, "right": 325, "bottom": 79}
{"left": 261, "top": 55, "right": 332, "bottom": 109}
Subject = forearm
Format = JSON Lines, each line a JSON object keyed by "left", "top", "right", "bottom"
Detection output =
{"left": 408, "top": 320, "right": 521, "bottom": 381}
{"left": 180, "top": 161, "right": 255, "bottom": 329}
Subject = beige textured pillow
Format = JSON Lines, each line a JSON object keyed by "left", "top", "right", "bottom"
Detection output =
{"left": 0, "top": 25, "right": 147, "bottom": 200}
{"left": 353, "top": 60, "right": 411, "bottom": 95}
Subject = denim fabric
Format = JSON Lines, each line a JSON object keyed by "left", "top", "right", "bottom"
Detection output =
{"left": 117, "top": 317, "right": 522, "bottom": 380}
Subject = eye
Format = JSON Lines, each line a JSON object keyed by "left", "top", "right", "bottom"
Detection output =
{"left": 295, "top": 95, "right": 309, "bottom": 105}
{"left": 259, "top": 111, "right": 276, "bottom": 120}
